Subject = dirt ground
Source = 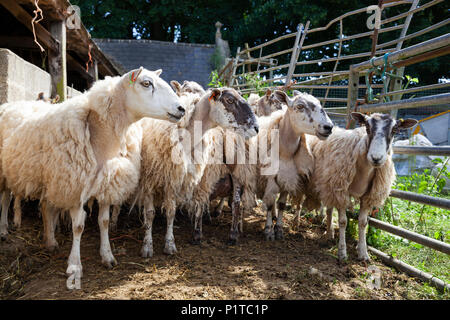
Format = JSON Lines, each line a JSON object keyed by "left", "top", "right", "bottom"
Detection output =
{"left": 0, "top": 200, "right": 428, "bottom": 300}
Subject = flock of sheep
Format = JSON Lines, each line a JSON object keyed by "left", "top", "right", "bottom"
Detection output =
{"left": 0, "top": 67, "right": 417, "bottom": 289}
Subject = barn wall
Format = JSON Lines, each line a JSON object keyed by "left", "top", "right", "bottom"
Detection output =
{"left": 0, "top": 49, "right": 52, "bottom": 104}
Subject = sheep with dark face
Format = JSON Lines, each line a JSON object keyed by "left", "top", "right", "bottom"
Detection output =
{"left": 303, "top": 112, "right": 417, "bottom": 261}
{"left": 137, "top": 87, "right": 258, "bottom": 257}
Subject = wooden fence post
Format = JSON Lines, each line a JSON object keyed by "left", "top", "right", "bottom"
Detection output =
{"left": 228, "top": 47, "right": 240, "bottom": 87}
{"left": 48, "top": 20, "right": 67, "bottom": 102}
{"left": 285, "top": 23, "right": 303, "bottom": 86}
{"left": 346, "top": 66, "right": 359, "bottom": 128}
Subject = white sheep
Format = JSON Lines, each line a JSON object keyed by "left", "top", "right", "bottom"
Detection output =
{"left": 108, "top": 79, "right": 208, "bottom": 231}
{"left": 137, "top": 87, "right": 258, "bottom": 257}
{"left": 0, "top": 67, "right": 184, "bottom": 289}
{"left": 0, "top": 92, "right": 61, "bottom": 234}
{"left": 303, "top": 112, "right": 417, "bottom": 261}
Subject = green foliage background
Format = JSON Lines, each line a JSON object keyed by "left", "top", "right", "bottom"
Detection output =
{"left": 71, "top": 0, "right": 449, "bottom": 84}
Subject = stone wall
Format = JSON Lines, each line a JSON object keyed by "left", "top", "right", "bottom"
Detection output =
{"left": 0, "top": 49, "right": 51, "bottom": 104}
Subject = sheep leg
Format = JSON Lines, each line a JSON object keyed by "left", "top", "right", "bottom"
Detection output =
{"left": 163, "top": 200, "right": 177, "bottom": 255}
{"left": 0, "top": 191, "right": 12, "bottom": 240}
{"left": 141, "top": 195, "right": 155, "bottom": 258}
{"left": 337, "top": 208, "right": 348, "bottom": 262}
{"left": 192, "top": 206, "right": 203, "bottom": 245}
{"left": 110, "top": 205, "right": 120, "bottom": 232}
{"left": 228, "top": 180, "right": 242, "bottom": 245}
{"left": 263, "top": 178, "right": 279, "bottom": 241}
{"left": 13, "top": 196, "right": 22, "bottom": 229}
{"left": 211, "top": 197, "right": 225, "bottom": 218}
{"left": 325, "top": 207, "right": 335, "bottom": 239}
{"left": 357, "top": 204, "right": 370, "bottom": 261}
{"left": 42, "top": 201, "right": 59, "bottom": 251}
{"left": 274, "top": 191, "right": 288, "bottom": 240}
{"left": 66, "top": 206, "right": 86, "bottom": 290}
{"left": 98, "top": 204, "right": 117, "bottom": 268}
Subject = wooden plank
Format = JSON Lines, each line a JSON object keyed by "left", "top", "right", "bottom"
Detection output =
{"left": 67, "top": 54, "right": 93, "bottom": 81}
{"left": 48, "top": 20, "right": 67, "bottom": 101}
{"left": 0, "top": 0, "right": 59, "bottom": 53}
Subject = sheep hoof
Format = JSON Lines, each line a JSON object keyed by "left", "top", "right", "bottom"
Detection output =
{"left": 66, "top": 264, "right": 82, "bottom": 290}
{"left": 140, "top": 245, "right": 153, "bottom": 258}
{"left": 102, "top": 256, "right": 118, "bottom": 269}
{"left": 164, "top": 240, "right": 177, "bottom": 255}
{"left": 274, "top": 225, "right": 284, "bottom": 240}
{"left": 264, "top": 227, "right": 275, "bottom": 241}
{"left": 45, "top": 242, "right": 59, "bottom": 253}
{"left": 338, "top": 252, "right": 348, "bottom": 263}
{"left": 192, "top": 230, "right": 202, "bottom": 245}
{"left": 358, "top": 252, "right": 370, "bottom": 262}
{"left": 0, "top": 229, "right": 8, "bottom": 241}
{"left": 227, "top": 230, "right": 239, "bottom": 245}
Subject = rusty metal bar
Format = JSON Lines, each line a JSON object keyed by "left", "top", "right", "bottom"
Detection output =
{"left": 377, "top": 18, "right": 450, "bottom": 49}
{"left": 352, "top": 33, "right": 450, "bottom": 72}
{"left": 359, "top": 92, "right": 450, "bottom": 113}
{"left": 389, "top": 190, "right": 450, "bottom": 210}
{"left": 368, "top": 246, "right": 450, "bottom": 293}
{"left": 393, "top": 146, "right": 450, "bottom": 156}
{"left": 368, "top": 217, "right": 450, "bottom": 255}
{"left": 379, "top": 82, "right": 450, "bottom": 99}
{"left": 393, "top": 45, "right": 450, "bottom": 69}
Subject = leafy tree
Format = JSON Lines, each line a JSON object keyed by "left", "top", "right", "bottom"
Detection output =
{"left": 72, "top": 0, "right": 449, "bottom": 84}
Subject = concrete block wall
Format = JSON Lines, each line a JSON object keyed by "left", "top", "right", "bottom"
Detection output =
{"left": 0, "top": 48, "right": 51, "bottom": 104}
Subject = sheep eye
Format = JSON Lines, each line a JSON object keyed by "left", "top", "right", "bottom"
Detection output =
{"left": 226, "top": 98, "right": 234, "bottom": 104}
{"left": 141, "top": 80, "right": 152, "bottom": 88}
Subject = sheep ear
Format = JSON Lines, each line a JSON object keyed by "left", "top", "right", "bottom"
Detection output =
{"left": 265, "top": 88, "right": 272, "bottom": 96}
{"left": 170, "top": 80, "right": 182, "bottom": 94}
{"left": 209, "top": 88, "right": 221, "bottom": 102}
{"left": 154, "top": 69, "right": 163, "bottom": 76}
{"left": 123, "top": 67, "right": 144, "bottom": 84}
{"left": 293, "top": 90, "right": 301, "bottom": 96}
{"left": 395, "top": 118, "right": 418, "bottom": 131}
{"left": 273, "top": 90, "right": 292, "bottom": 107}
{"left": 52, "top": 95, "right": 60, "bottom": 103}
{"left": 351, "top": 112, "right": 369, "bottom": 126}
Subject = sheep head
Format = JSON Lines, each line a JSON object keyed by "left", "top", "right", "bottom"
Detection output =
{"left": 121, "top": 67, "right": 185, "bottom": 123}
{"left": 273, "top": 90, "right": 333, "bottom": 139}
{"left": 171, "top": 80, "right": 206, "bottom": 97}
{"left": 352, "top": 112, "right": 418, "bottom": 167}
{"left": 207, "top": 87, "right": 259, "bottom": 139}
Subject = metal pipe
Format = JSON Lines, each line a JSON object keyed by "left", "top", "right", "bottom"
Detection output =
{"left": 368, "top": 246, "right": 450, "bottom": 293}
{"left": 379, "top": 82, "right": 450, "bottom": 98}
{"left": 352, "top": 33, "right": 450, "bottom": 72}
{"left": 359, "top": 92, "right": 450, "bottom": 113}
{"left": 368, "top": 217, "right": 450, "bottom": 255}
{"left": 393, "top": 146, "right": 450, "bottom": 156}
{"left": 389, "top": 190, "right": 450, "bottom": 210}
